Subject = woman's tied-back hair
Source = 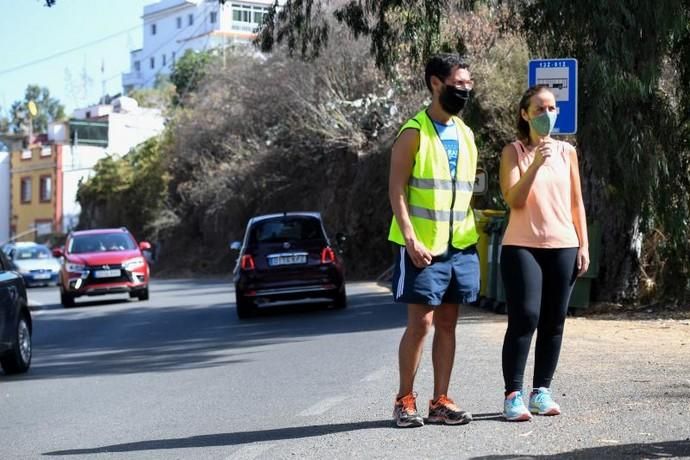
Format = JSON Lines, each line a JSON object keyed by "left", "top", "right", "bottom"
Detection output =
{"left": 517, "top": 84, "right": 553, "bottom": 141}
{"left": 424, "top": 54, "right": 469, "bottom": 92}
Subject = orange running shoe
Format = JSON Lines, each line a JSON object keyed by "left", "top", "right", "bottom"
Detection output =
{"left": 393, "top": 392, "right": 424, "bottom": 428}
{"left": 427, "top": 395, "right": 472, "bottom": 425}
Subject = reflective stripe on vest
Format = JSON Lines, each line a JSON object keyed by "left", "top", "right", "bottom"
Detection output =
{"left": 408, "top": 178, "right": 474, "bottom": 192}
{"left": 388, "top": 109, "right": 479, "bottom": 255}
{"left": 408, "top": 205, "right": 467, "bottom": 222}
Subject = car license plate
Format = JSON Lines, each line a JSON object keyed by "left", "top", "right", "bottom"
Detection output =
{"left": 268, "top": 254, "right": 307, "bottom": 266}
{"left": 94, "top": 269, "right": 121, "bottom": 278}
{"left": 33, "top": 273, "right": 51, "bottom": 280}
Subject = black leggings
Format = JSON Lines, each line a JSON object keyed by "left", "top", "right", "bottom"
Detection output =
{"left": 500, "top": 246, "right": 578, "bottom": 393}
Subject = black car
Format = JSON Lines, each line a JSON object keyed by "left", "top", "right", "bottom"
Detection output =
{"left": 231, "top": 212, "right": 346, "bottom": 319}
{"left": 0, "top": 250, "right": 32, "bottom": 374}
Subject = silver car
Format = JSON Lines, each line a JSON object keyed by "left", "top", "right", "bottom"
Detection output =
{"left": 4, "top": 242, "right": 61, "bottom": 287}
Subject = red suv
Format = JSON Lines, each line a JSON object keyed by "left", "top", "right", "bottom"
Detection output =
{"left": 55, "top": 228, "right": 151, "bottom": 308}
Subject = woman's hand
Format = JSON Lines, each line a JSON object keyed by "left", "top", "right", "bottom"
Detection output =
{"left": 533, "top": 139, "right": 554, "bottom": 168}
{"left": 577, "top": 246, "right": 590, "bottom": 277}
{"left": 405, "top": 238, "right": 433, "bottom": 268}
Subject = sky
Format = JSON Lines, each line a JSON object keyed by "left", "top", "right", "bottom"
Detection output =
{"left": 0, "top": 0, "right": 149, "bottom": 116}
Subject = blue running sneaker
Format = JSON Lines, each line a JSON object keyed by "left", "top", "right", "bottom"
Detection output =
{"left": 503, "top": 391, "right": 532, "bottom": 421}
{"left": 529, "top": 387, "right": 561, "bottom": 416}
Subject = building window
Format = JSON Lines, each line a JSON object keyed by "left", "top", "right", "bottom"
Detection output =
{"left": 34, "top": 220, "right": 53, "bottom": 237}
{"left": 134, "top": 60, "right": 141, "bottom": 72}
{"left": 232, "top": 9, "right": 251, "bottom": 22}
{"left": 150, "top": 57, "right": 155, "bottom": 69}
{"left": 176, "top": 16, "right": 182, "bottom": 28}
{"left": 20, "top": 177, "right": 32, "bottom": 204}
{"left": 151, "top": 23, "right": 157, "bottom": 35}
{"left": 21, "top": 149, "right": 32, "bottom": 160}
{"left": 40, "top": 175, "right": 52, "bottom": 203}
{"left": 188, "top": 14, "right": 194, "bottom": 26}
{"left": 210, "top": 11, "right": 217, "bottom": 23}
{"left": 40, "top": 147, "right": 51, "bottom": 157}
{"left": 232, "top": 5, "right": 269, "bottom": 31}
{"left": 163, "top": 54, "right": 167, "bottom": 66}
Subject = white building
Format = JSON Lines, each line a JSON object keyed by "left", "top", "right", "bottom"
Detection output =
{"left": 49, "top": 97, "right": 165, "bottom": 231}
{"left": 122, "top": 0, "right": 276, "bottom": 92}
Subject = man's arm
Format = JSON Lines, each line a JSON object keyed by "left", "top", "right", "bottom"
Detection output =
{"left": 389, "top": 129, "right": 432, "bottom": 268}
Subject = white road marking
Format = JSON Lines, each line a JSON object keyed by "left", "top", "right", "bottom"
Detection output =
{"left": 361, "top": 368, "right": 387, "bottom": 382}
{"left": 297, "top": 396, "right": 347, "bottom": 417}
{"left": 226, "top": 443, "right": 276, "bottom": 460}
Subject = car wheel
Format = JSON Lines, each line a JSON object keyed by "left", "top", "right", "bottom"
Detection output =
{"left": 137, "top": 287, "right": 149, "bottom": 301}
{"left": 61, "top": 288, "right": 75, "bottom": 308}
{"left": 334, "top": 288, "right": 347, "bottom": 309}
{"left": 236, "top": 295, "right": 256, "bottom": 319}
{"left": 0, "top": 311, "right": 32, "bottom": 374}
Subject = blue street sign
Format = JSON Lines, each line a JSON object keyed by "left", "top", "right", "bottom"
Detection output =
{"left": 528, "top": 58, "right": 578, "bottom": 135}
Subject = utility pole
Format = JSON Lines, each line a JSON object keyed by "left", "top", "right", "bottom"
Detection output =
{"left": 101, "top": 59, "right": 106, "bottom": 102}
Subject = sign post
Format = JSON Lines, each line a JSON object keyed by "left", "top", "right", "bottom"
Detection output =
{"left": 528, "top": 58, "right": 578, "bottom": 135}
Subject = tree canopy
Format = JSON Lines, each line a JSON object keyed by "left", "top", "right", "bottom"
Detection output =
{"left": 10, "top": 84, "right": 66, "bottom": 134}
{"left": 250, "top": 0, "right": 690, "bottom": 301}
{"left": 169, "top": 49, "right": 218, "bottom": 106}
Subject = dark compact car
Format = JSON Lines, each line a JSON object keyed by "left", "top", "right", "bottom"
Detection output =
{"left": 54, "top": 228, "right": 151, "bottom": 308}
{"left": 0, "top": 250, "right": 32, "bottom": 374}
{"left": 231, "top": 212, "right": 346, "bottom": 319}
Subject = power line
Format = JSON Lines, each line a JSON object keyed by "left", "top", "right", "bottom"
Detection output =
{"left": 15, "top": 7, "right": 214, "bottom": 96}
{"left": 0, "top": 24, "right": 141, "bottom": 76}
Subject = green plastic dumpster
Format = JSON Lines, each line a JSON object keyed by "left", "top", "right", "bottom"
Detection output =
{"left": 485, "top": 213, "right": 507, "bottom": 311}
{"left": 475, "top": 209, "right": 506, "bottom": 300}
{"left": 568, "top": 222, "right": 601, "bottom": 311}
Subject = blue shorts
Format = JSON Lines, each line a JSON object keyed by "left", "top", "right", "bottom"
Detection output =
{"left": 391, "top": 244, "right": 480, "bottom": 306}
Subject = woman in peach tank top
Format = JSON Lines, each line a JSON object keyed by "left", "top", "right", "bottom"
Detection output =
{"left": 497, "top": 85, "right": 589, "bottom": 421}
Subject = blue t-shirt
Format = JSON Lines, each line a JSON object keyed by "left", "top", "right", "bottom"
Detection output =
{"left": 432, "top": 119, "right": 459, "bottom": 178}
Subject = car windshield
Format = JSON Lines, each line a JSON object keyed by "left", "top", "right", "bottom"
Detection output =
{"left": 15, "top": 246, "right": 52, "bottom": 260}
{"left": 250, "top": 217, "right": 324, "bottom": 244}
{"left": 69, "top": 233, "right": 137, "bottom": 253}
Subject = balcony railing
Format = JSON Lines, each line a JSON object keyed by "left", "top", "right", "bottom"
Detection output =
{"left": 122, "top": 71, "right": 145, "bottom": 88}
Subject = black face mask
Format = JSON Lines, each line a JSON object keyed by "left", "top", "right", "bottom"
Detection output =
{"left": 439, "top": 85, "right": 470, "bottom": 115}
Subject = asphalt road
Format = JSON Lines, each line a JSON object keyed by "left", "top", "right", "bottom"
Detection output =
{"left": 1, "top": 279, "right": 688, "bottom": 459}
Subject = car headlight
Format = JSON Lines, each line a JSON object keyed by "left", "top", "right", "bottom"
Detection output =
{"left": 123, "top": 257, "right": 145, "bottom": 271}
{"left": 66, "top": 262, "right": 86, "bottom": 273}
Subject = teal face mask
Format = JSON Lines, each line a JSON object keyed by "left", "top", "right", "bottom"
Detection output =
{"left": 529, "top": 110, "right": 558, "bottom": 136}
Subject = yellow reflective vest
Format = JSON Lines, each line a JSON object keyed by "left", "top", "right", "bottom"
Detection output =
{"left": 389, "top": 109, "right": 479, "bottom": 255}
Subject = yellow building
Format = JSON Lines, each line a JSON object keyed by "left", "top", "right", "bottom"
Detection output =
{"left": 10, "top": 143, "right": 63, "bottom": 242}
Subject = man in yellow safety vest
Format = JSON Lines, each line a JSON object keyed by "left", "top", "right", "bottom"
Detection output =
{"left": 389, "top": 53, "right": 480, "bottom": 428}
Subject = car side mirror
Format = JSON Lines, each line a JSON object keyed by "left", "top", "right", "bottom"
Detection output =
{"left": 473, "top": 168, "right": 488, "bottom": 196}
{"left": 52, "top": 247, "right": 64, "bottom": 257}
{"left": 139, "top": 241, "right": 152, "bottom": 251}
{"left": 230, "top": 241, "right": 241, "bottom": 251}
